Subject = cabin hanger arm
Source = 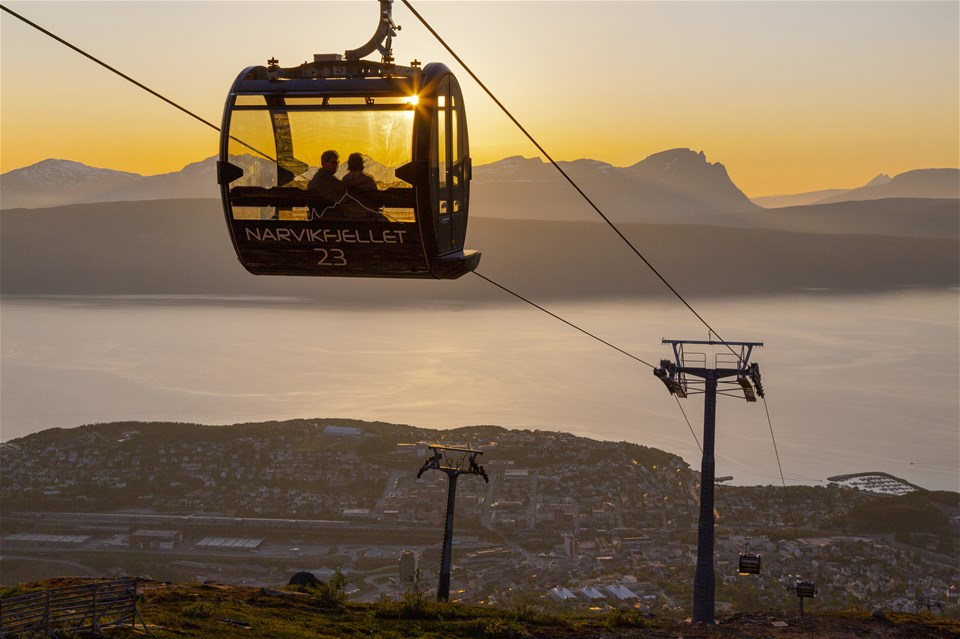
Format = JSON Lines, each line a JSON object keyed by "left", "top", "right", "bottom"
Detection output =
{"left": 344, "top": 0, "right": 399, "bottom": 62}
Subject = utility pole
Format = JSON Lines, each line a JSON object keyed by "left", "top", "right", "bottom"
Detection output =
{"left": 654, "top": 339, "right": 764, "bottom": 624}
{"left": 416, "top": 444, "right": 489, "bottom": 602}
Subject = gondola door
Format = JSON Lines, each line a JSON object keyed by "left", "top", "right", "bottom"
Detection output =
{"left": 433, "top": 77, "right": 453, "bottom": 252}
{"left": 431, "top": 76, "right": 469, "bottom": 254}
{"left": 448, "top": 79, "right": 469, "bottom": 254}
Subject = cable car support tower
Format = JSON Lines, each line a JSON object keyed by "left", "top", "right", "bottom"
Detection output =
{"left": 654, "top": 339, "right": 764, "bottom": 624}
{"left": 416, "top": 445, "right": 489, "bottom": 602}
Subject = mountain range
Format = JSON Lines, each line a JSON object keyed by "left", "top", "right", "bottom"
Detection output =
{"left": 753, "top": 169, "right": 960, "bottom": 208}
{"left": 0, "top": 157, "right": 218, "bottom": 209}
{"left": 3, "top": 148, "right": 958, "bottom": 218}
{"left": 2, "top": 148, "right": 956, "bottom": 302}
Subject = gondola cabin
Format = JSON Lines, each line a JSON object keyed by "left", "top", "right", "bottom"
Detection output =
{"left": 217, "top": 56, "right": 479, "bottom": 279}
{"left": 738, "top": 552, "right": 762, "bottom": 575}
{"left": 795, "top": 579, "right": 817, "bottom": 598}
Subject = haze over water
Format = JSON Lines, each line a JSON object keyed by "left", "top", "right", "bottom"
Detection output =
{"left": 1, "top": 290, "right": 957, "bottom": 492}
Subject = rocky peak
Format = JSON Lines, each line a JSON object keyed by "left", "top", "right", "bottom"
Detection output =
{"left": 864, "top": 173, "right": 892, "bottom": 187}
{"left": 626, "top": 148, "right": 755, "bottom": 211}
{"left": 3, "top": 159, "right": 142, "bottom": 188}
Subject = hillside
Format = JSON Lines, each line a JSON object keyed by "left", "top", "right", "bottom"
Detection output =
{"left": 5, "top": 577, "right": 960, "bottom": 639}
{"left": 751, "top": 169, "right": 959, "bottom": 209}
{"left": 3, "top": 419, "right": 956, "bottom": 615}
{"left": 2, "top": 199, "right": 956, "bottom": 303}
{"left": 668, "top": 198, "right": 959, "bottom": 239}
{"left": 816, "top": 169, "right": 960, "bottom": 204}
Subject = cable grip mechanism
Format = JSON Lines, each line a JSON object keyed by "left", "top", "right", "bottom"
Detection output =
{"left": 344, "top": 0, "right": 400, "bottom": 63}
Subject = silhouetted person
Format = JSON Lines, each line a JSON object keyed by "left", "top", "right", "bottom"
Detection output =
{"left": 341, "top": 153, "right": 377, "bottom": 191}
{"left": 308, "top": 150, "right": 345, "bottom": 203}
{"left": 336, "top": 152, "right": 389, "bottom": 221}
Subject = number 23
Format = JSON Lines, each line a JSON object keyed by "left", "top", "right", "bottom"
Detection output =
{"left": 315, "top": 248, "right": 347, "bottom": 266}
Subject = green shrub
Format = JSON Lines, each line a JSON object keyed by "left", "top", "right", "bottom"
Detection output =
{"left": 399, "top": 568, "right": 435, "bottom": 618}
{"left": 183, "top": 600, "right": 216, "bottom": 619}
{"left": 0, "top": 583, "right": 46, "bottom": 599}
{"left": 480, "top": 616, "right": 532, "bottom": 638}
{"left": 604, "top": 607, "right": 649, "bottom": 628}
{"left": 306, "top": 568, "right": 348, "bottom": 608}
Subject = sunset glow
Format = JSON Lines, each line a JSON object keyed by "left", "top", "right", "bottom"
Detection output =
{"left": 2, "top": 1, "right": 958, "bottom": 197}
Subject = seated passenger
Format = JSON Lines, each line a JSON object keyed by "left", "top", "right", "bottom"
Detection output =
{"left": 341, "top": 153, "right": 377, "bottom": 191}
{"left": 335, "top": 152, "right": 387, "bottom": 221}
{"left": 307, "top": 150, "right": 346, "bottom": 203}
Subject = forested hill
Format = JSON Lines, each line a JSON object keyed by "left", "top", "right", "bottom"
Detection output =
{"left": 2, "top": 199, "right": 956, "bottom": 303}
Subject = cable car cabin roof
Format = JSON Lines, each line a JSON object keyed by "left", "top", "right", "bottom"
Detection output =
{"left": 231, "top": 76, "right": 419, "bottom": 100}
{"left": 218, "top": 59, "right": 479, "bottom": 280}
{"left": 230, "top": 59, "right": 421, "bottom": 98}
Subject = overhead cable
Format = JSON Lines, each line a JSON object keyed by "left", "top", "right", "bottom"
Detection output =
{"left": 400, "top": 3, "right": 809, "bottom": 555}
{"left": 1, "top": 4, "right": 221, "bottom": 133}
{"left": 674, "top": 397, "right": 749, "bottom": 540}
{"left": 5, "top": 2, "right": 783, "bottom": 493}
{"left": 401, "top": 0, "right": 736, "bottom": 356}
{"left": 763, "top": 396, "right": 803, "bottom": 547}
{"left": 0, "top": 4, "right": 274, "bottom": 161}
{"left": 473, "top": 272, "right": 655, "bottom": 368}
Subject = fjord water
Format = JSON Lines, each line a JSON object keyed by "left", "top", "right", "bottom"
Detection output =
{"left": 1, "top": 291, "right": 957, "bottom": 491}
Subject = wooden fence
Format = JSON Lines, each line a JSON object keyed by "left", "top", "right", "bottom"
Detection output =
{"left": 0, "top": 578, "right": 149, "bottom": 637}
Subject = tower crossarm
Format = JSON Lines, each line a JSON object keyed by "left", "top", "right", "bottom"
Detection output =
{"left": 416, "top": 445, "right": 488, "bottom": 482}
{"left": 658, "top": 339, "right": 764, "bottom": 402}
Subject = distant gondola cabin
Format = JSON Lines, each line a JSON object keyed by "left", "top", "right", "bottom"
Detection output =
{"left": 796, "top": 580, "right": 817, "bottom": 598}
{"left": 738, "top": 553, "right": 762, "bottom": 575}
{"left": 218, "top": 57, "right": 479, "bottom": 279}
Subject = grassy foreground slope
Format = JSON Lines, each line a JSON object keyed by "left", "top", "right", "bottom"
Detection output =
{"left": 5, "top": 578, "right": 958, "bottom": 639}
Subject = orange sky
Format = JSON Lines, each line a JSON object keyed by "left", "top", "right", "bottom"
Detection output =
{"left": 2, "top": 1, "right": 958, "bottom": 196}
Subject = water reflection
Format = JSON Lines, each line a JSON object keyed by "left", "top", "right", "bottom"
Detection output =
{"left": 1, "top": 291, "right": 957, "bottom": 490}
